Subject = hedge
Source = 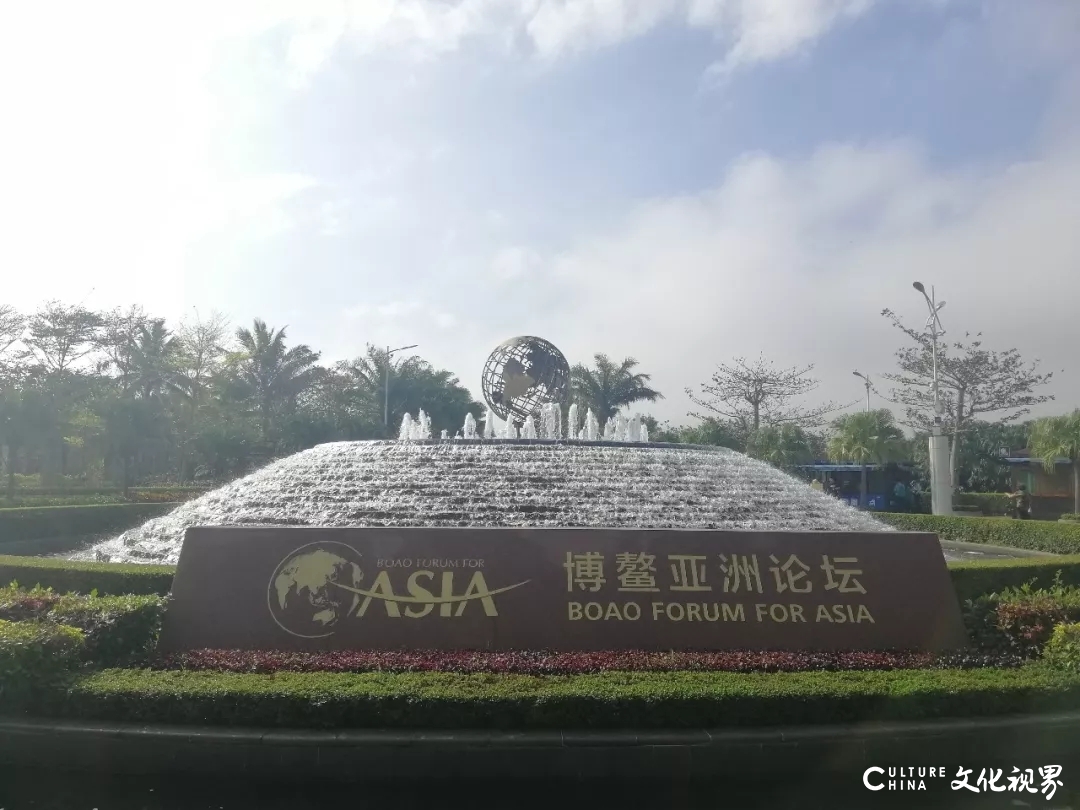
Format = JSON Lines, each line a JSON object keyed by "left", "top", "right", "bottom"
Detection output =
{"left": 3, "top": 549, "right": 1080, "bottom": 605}
{"left": 0, "top": 502, "right": 178, "bottom": 551}
{"left": 878, "top": 512, "right": 1080, "bottom": 554}
{"left": 36, "top": 665, "right": 1080, "bottom": 730}
{"left": 0, "top": 555, "right": 175, "bottom": 596}
{"left": 949, "top": 556, "right": 1080, "bottom": 603}
{"left": 954, "top": 492, "right": 1012, "bottom": 516}
{"left": 0, "top": 620, "right": 84, "bottom": 707}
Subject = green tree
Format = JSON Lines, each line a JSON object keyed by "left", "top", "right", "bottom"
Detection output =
{"left": 571, "top": 354, "right": 662, "bottom": 423}
{"left": 231, "top": 319, "right": 321, "bottom": 442}
{"left": 337, "top": 345, "right": 481, "bottom": 437}
{"left": 746, "top": 424, "right": 815, "bottom": 470}
{"left": 828, "top": 410, "right": 906, "bottom": 508}
{"left": 129, "top": 319, "right": 184, "bottom": 400}
{"left": 1029, "top": 411, "right": 1080, "bottom": 514}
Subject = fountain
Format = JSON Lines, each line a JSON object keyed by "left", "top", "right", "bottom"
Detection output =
{"left": 73, "top": 333, "right": 894, "bottom": 567}
{"left": 78, "top": 408, "right": 888, "bottom": 565}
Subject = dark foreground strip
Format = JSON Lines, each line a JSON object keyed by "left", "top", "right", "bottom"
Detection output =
{"left": 5, "top": 710, "right": 1080, "bottom": 782}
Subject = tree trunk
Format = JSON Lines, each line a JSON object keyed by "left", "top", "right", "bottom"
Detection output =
{"left": 1074, "top": 461, "right": 1079, "bottom": 516}
{"left": 6, "top": 446, "right": 14, "bottom": 502}
{"left": 860, "top": 464, "right": 868, "bottom": 508}
{"left": 122, "top": 455, "right": 131, "bottom": 499}
{"left": 949, "top": 391, "right": 964, "bottom": 488}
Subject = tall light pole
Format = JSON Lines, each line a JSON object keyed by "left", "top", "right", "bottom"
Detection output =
{"left": 912, "top": 281, "right": 951, "bottom": 515}
{"left": 852, "top": 371, "right": 872, "bottom": 413}
{"left": 384, "top": 344, "right": 418, "bottom": 430}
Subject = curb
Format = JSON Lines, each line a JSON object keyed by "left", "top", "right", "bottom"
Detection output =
{"left": 939, "top": 539, "right": 1060, "bottom": 558}
{"left": 5, "top": 712, "right": 1080, "bottom": 780}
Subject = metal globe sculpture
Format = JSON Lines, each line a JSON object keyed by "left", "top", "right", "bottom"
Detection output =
{"left": 481, "top": 336, "right": 570, "bottom": 424}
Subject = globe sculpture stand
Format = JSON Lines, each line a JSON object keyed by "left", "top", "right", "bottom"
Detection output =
{"left": 481, "top": 336, "right": 570, "bottom": 427}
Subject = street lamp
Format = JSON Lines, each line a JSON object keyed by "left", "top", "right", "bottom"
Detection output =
{"left": 852, "top": 371, "right": 872, "bottom": 413}
{"left": 384, "top": 344, "right": 418, "bottom": 429}
{"left": 912, "top": 281, "right": 951, "bottom": 515}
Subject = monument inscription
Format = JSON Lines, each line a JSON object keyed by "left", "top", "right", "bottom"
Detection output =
{"left": 156, "top": 526, "right": 968, "bottom": 653}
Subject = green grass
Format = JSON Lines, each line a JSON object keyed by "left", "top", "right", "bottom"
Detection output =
{"left": 30, "top": 665, "right": 1080, "bottom": 730}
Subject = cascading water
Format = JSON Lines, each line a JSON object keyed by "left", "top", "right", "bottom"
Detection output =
{"left": 77, "top": 425, "right": 891, "bottom": 566}
{"left": 463, "top": 413, "right": 478, "bottom": 439}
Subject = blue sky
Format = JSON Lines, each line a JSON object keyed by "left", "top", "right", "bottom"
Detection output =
{"left": 2, "top": 0, "right": 1078, "bottom": 425}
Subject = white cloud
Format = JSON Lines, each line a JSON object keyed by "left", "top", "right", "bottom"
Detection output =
{"left": 696, "top": 0, "right": 873, "bottom": 79}
{"left": 530, "top": 137, "right": 1080, "bottom": 424}
{"left": 110, "top": 0, "right": 880, "bottom": 90}
{"left": 490, "top": 246, "right": 543, "bottom": 281}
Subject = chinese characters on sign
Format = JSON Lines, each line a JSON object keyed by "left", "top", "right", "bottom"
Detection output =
{"left": 565, "top": 552, "right": 864, "bottom": 595}
{"left": 158, "top": 527, "right": 969, "bottom": 652}
{"left": 564, "top": 551, "right": 874, "bottom": 626}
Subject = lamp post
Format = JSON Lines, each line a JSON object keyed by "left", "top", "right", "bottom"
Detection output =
{"left": 384, "top": 344, "right": 418, "bottom": 430}
{"left": 852, "top": 371, "right": 872, "bottom": 413}
{"left": 912, "top": 281, "right": 951, "bottom": 516}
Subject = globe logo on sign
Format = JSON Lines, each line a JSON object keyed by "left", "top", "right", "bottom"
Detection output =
{"left": 267, "top": 542, "right": 365, "bottom": 638}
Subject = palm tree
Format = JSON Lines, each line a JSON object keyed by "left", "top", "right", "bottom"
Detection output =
{"left": 129, "top": 319, "right": 184, "bottom": 400}
{"left": 746, "top": 424, "right": 815, "bottom": 470}
{"left": 232, "top": 319, "right": 321, "bottom": 440}
{"left": 571, "top": 354, "right": 663, "bottom": 423}
{"left": 1029, "top": 411, "right": 1080, "bottom": 514}
{"left": 828, "top": 409, "right": 906, "bottom": 508}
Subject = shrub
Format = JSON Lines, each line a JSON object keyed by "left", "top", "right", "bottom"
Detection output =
{"left": 878, "top": 512, "right": 1080, "bottom": 554}
{"left": 954, "top": 493, "right": 1013, "bottom": 516}
{"left": 0, "top": 555, "right": 174, "bottom": 596}
{"left": 960, "top": 578, "right": 1080, "bottom": 657}
{"left": 949, "top": 556, "right": 1080, "bottom": 603}
{"left": 0, "top": 586, "right": 167, "bottom": 667}
{"left": 157, "top": 648, "right": 1021, "bottom": 676}
{"left": 1044, "top": 623, "right": 1080, "bottom": 671}
{"left": 0, "top": 502, "right": 179, "bottom": 546}
{"left": 47, "top": 666, "right": 1080, "bottom": 730}
{"left": 1062, "top": 514, "right": 1080, "bottom": 523}
{"left": 0, "top": 620, "right": 84, "bottom": 707}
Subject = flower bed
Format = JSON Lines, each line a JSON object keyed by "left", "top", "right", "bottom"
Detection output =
{"left": 159, "top": 648, "right": 1023, "bottom": 675}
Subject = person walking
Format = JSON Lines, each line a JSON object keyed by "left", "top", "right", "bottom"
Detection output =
{"left": 1011, "top": 484, "right": 1032, "bottom": 520}
{"left": 891, "top": 480, "right": 909, "bottom": 513}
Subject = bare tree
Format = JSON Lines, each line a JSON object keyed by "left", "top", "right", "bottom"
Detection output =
{"left": 24, "top": 301, "right": 104, "bottom": 374}
{"left": 175, "top": 309, "right": 229, "bottom": 407}
{"left": 686, "top": 355, "right": 845, "bottom": 439}
{"left": 0, "top": 305, "right": 26, "bottom": 366}
{"left": 881, "top": 308, "right": 1055, "bottom": 487}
